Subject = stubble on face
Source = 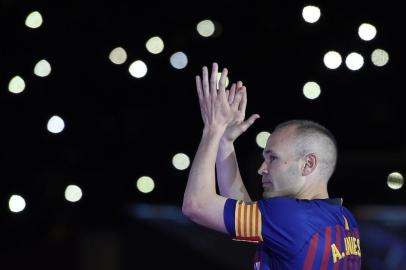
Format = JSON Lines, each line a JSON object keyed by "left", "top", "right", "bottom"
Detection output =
{"left": 261, "top": 126, "right": 304, "bottom": 198}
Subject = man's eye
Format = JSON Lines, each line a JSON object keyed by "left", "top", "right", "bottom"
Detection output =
{"left": 261, "top": 154, "right": 277, "bottom": 162}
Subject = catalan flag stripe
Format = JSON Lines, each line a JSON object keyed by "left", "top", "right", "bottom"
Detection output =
{"left": 235, "top": 200, "right": 241, "bottom": 237}
{"left": 254, "top": 204, "right": 258, "bottom": 237}
{"left": 250, "top": 204, "right": 255, "bottom": 237}
{"left": 258, "top": 205, "right": 263, "bottom": 241}
{"left": 243, "top": 202, "right": 246, "bottom": 237}
{"left": 234, "top": 201, "right": 263, "bottom": 241}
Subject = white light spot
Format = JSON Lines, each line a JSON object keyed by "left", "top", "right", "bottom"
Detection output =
{"left": 216, "top": 72, "right": 230, "bottom": 89}
{"left": 387, "top": 172, "right": 404, "bottom": 190}
{"left": 170, "top": 51, "right": 188, "bottom": 69}
{"left": 323, "top": 51, "right": 342, "bottom": 69}
{"left": 303, "top": 81, "right": 321, "bottom": 100}
{"left": 196, "top": 19, "right": 215, "bottom": 37}
{"left": 358, "top": 23, "right": 377, "bottom": 41}
{"left": 302, "top": 6, "right": 321, "bottom": 23}
{"left": 65, "top": 185, "right": 83, "bottom": 202}
{"left": 9, "top": 195, "right": 26, "bottom": 213}
{"left": 345, "top": 52, "right": 364, "bottom": 71}
{"left": 34, "top": 59, "right": 51, "bottom": 77}
{"left": 25, "top": 11, "right": 43, "bottom": 29}
{"left": 136, "top": 176, "right": 155, "bottom": 193}
{"left": 371, "top": 49, "right": 389, "bottom": 67}
{"left": 109, "top": 47, "right": 127, "bottom": 65}
{"left": 146, "top": 36, "right": 164, "bottom": 54}
{"left": 47, "top": 115, "right": 65, "bottom": 134}
{"left": 8, "top": 75, "right": 26, "bottom": 94}
{"left": 172, "top": 153, "right": 190, "bottom": 170}
{"left": 129, "top": 60, "right": 148, "bottom": 78}
{"left": 256, "top": 131, "right": 271, "bottom": 149}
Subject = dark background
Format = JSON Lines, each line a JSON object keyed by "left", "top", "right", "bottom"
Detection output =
{"left": 1, "top": 1, "right": 405, "bottom": 269}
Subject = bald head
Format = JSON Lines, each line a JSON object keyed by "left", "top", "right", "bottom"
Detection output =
{"left": 274, "top": 120, "right": 338, "bottom": 182}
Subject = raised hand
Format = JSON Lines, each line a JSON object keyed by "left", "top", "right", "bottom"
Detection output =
{"left": 195, "top": 62, "right": 260, "bottom": 142}
{"left": 222, "top": 81, "right": 260, "bottom": 143}
{"left": 196, "top": 63, "right": 245, "bottom": 132}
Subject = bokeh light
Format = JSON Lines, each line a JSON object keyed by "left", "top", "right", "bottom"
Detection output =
{"left": 65, "top": 185, "right": 83, "bottom": 202}
{"left": 146, "top": 36, "right": 164, "bottom": 54}
{"left": 8, "top": 76, "right": 26, "bottom": 94}
{"left": 172, "top": 153, "right": 190, "bottom": 170}
{"left": 25, "top": 11, "right": 43, "bottom": 29}
{"left": 303, "top": 81, "right": 321, "bottom": 100}
{"left": 129, "top": 60, "right": 148, "bottom": 78}
{"left": 323, "top": 51, "right": 342, "bottom": 69}
{"left": 136, "top": 176, "right": 155, "bottom": 193}
{"left": 170, "top": 52, "right": 188, "bottom": 70}
{"left": 34, "top": 59, "right": 52, "bottom": 77}
{"left": 371, "top": 49, "right": 389, "bottom": 67}
{"left": 109, "top": 47, "right": 127, "bottom": 65}
{"left": 256, "top": 131, "right": 271, "bottom": 149}
{"left": 358, "top": 23, "right": 377, "bottom": 41}
{"left": 345, "top": 52, "right": 364, "bottom": 71}
{"left": 47, "top": 115, "right": 65, "bottom": 134}
{"left": 302, "top": 6, "right": 321, "bottom": 23}
{"left": 196, "top": 19, "right": 215, "bottom": 37}
{"left": 387, "top": 172, "right": 404, "bottom": 190}
{"left": 9, "top": 195, "right": 26, "bottom": 213}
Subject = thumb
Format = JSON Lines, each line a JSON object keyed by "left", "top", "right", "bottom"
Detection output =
{"left": 240, "top": 114, "right": 260, "bottom": 131}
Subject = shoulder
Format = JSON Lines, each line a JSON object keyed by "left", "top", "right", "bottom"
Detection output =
{"left": 257, "top": 197, "right": 313, "bottom": 225}
{"left": 259, "top": 197, "right": 313, "bottom": 212}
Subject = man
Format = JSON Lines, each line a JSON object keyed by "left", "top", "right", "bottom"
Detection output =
{"left": 182, "top": 63, "right": 361, "bottom": 269}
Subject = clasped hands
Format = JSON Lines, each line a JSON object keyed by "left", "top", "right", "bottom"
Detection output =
{"left": 195, "top": 63, "right": 260, "bottom": 142}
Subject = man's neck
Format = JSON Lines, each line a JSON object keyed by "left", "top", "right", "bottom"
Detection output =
{"left": 296, "top": 185, "right": 329, "bottom": 200}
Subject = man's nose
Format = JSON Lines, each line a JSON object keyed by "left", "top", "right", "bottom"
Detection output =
{"left": 258, "top": 162, "right": 268, "bottom": 175}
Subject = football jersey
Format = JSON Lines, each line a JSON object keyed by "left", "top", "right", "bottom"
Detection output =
{"left": 223, "top": 197, "right": 361, "bottom": 270}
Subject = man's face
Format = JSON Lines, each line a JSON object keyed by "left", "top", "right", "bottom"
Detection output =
{"left": 258, "top": 126, "right": 305, "bottom": 198}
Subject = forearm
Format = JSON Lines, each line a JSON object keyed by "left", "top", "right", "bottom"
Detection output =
{"left": 216, "top": 140, "right": 251, "bottom": 201}
{"left": 183, "top": 127, "right": 224, "bottom": 212}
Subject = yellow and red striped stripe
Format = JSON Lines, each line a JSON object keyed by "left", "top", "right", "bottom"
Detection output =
{"left": 234, "top": 200, "right": 263, "bottom": 242}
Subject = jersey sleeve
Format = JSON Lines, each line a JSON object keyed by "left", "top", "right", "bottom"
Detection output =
{"left": 224, "top": 197, "right": 312, "bottom": 257}
{"left": 223, "top": 198, "right": 263, "bottom": 242}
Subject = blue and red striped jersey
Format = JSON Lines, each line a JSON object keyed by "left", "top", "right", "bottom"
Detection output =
{"left": 223, "top": 197, "right": 361, "bottom": 270}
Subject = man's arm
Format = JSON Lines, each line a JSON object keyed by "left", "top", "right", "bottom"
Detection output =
{"left": 216, "top": 139, "right": 252, "bottom": 201}
{"left": 182, "top": 63, "right": 245, "bottom": 233}
{"left": 216, "top": 82, "right": 259, "bottom": 202}
{"left": 182, "top": 128, "right": 228, "bottom": 233}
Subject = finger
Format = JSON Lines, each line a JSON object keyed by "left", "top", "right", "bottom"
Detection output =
{"left": 231, "top": 81, "right": 242, "bottom": 104}
{"left": 210, "top": 62, "right": 218, "bottom": 98}
{"left": 196, "top": 75, "right": 206, "bottom": 118}
{"left": 238, "top": 87, "right": 247, "bottom": 112}
{"left": 240, "top": 114, "right": 260, "bottom": 132}
{"left": 202, "top": 66, "right": 210, "bottom": 99}
{"left": 231, "top": 86, "right": 245, "bottom": 109}
{"left": 218, "top": 67, "right": 228, "bottom": 98}
{"left": 228, "top": 83, "right": 236, "bottom": 104}
{"left": 196, "top": 75, "right": 203, "bottom": 102}
{"left": 225, "top": 89, "right": 230, "bottom": 100}
{"left": 236, "top": 81, "right": 243, "bottom": 89}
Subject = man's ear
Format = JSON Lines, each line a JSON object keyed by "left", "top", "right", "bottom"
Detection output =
{"left": 302, "top": 153, "right": 317, "bottom": 176}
